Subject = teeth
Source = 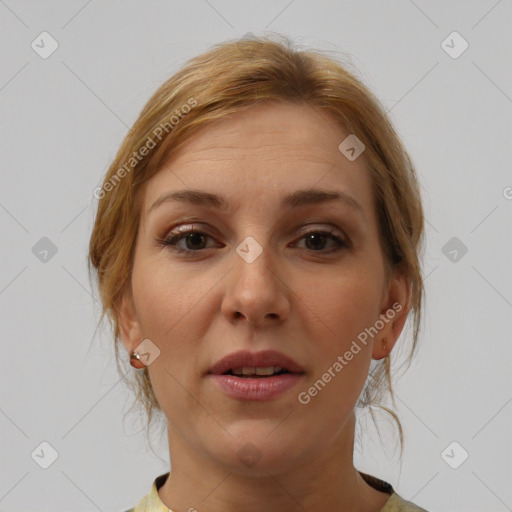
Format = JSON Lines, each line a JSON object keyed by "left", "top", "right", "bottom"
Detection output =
{"left": 255, "top": 366, "right": 276, "bottom": 376}
{"left": 231, "top": 366, "right": 283, "bottom": 376}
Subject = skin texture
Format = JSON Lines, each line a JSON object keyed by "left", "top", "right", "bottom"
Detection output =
{"left": 118, "top": 101, "right": 411, "bottom": 512}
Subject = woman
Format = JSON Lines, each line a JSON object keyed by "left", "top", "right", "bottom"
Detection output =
{"left": 89, "top": 35, "right": 428, "bottom": 512}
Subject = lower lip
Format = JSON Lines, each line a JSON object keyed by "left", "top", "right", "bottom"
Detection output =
{"left": 209, "top": 373, "right": 303, "bottom": 401}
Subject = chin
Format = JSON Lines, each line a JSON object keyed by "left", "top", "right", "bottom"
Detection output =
{"left": 210, "top": 430, "right": 306, "bottom": 477}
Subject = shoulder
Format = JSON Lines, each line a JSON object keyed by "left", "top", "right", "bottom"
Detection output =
{"left": 121, "top": 472, "right": 171, "bottom": 512}
{"left": 381, "top": 492, "right": 431, "bottom": 512}
{"left": 358, "top": 471, "right": 430, "bottom": 512}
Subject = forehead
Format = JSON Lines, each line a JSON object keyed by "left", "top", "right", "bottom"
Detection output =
{"left": 170, "top": 101, "right": 354, "bottom": 164}
{"left": 142, "top": 101, "right": 373, "bottom": 216}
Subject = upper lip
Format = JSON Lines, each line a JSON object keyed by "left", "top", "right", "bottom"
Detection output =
{"left": 209, "top": 349, "right": 305, "bottom": 375}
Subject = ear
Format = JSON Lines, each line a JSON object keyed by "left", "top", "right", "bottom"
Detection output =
{"left": 117, "top": 285, "right": 143, "bottom": 355}
{"left": 371, "top": 268, "right": 411, "bottom": 360}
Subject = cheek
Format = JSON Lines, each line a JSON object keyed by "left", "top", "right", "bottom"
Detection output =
{"left": 131, "top": 260, "right": 206, "bottom": 420}
{"left": 295, "top": 270, "right": 381, "bottom": 423}
{"left": 130, "top": 257, "right": 209, "bottom": 405}
{"left": 304, "top": 261, "right": 385, "bottom": 356}
{"left": 131, "top": 255, "right": 204, "bottom": 339}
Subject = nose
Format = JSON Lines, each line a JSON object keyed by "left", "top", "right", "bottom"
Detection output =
{"left": 221, "top": 243, "right": 290, "bottom": 328}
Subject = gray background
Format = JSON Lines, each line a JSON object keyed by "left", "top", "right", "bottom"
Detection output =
{"left": 1, "top": 1, "right": 511, "bottom": 511}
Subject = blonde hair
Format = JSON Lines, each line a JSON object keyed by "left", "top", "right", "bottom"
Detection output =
{"left": 88, "top": 34, "right": 424, "bottom": 457}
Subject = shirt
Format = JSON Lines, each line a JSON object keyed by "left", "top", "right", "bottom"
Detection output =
{"left": 123, "top": 471, "right": 430, "bottom": 512}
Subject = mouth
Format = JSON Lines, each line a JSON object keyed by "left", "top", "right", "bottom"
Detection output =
{"left": 208, "top": 349, "right": 305, "bottom": 376}
{"left": 222, "top": 366, "right": 292, "bottom": 378}
{"left": 208, "top": 350, "right": 305, "bottom": 401}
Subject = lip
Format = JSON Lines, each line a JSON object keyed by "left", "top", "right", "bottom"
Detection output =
{"left": 209, "top": 373, "right": 303, "bottom": 401}
{"left": 208, "top": 349, "right": 305, "bottom": 401}
{"left": 208, "top": 349, "right": 305, "bottom": 376}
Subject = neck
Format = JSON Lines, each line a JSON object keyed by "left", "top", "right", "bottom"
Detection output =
{"left": 157, "top": 413, "right": 391, "bottom": 512}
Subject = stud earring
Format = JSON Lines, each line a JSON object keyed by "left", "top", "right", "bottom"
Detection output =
{"left": 130, "top": 351, "right": 145, "bottom": 369}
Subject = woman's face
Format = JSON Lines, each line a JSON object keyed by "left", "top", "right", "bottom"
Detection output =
{"left": 119, "top": 101, "right": 409, "bottom": 475}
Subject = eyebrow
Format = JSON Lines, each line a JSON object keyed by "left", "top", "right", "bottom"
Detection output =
{"left": 148, "top": 188, "right": 365, "bottom": 218}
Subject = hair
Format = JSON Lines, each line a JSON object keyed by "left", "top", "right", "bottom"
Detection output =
{"left": 88, "top": 34, "right": 424, "bottom": 460}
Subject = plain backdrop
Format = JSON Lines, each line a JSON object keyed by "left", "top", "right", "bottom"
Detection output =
{"left": 1, "top": 1, "right": 511, "bottom": 511}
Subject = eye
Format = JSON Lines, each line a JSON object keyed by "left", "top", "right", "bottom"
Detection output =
{"left": 156, "top": 227, "right": 218, "bottom": 254}
{"left": 156, "top": 226, "right": 350, "bottom": 256}
{"left": 293, "top": 228, "right": 349, "bottom": 252}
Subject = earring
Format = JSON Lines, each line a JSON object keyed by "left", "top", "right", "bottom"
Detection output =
{"left": 130, "top": 351, "right": 145, "bottom": 369}
{"left": 381, "top": 337, "right": 388, "bottom": 356}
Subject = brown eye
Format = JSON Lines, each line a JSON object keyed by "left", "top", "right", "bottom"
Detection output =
{"left": 157, "top": 228, "right": 218, "bottom": 254}
{"left": 156, "top": 226, "right": 349, "bottom": 256}
{"left": 295, "top": 229, "right": 349, "bottom": 252}
{"left": 179, "top": 232, "right": 209, "bottom": 251}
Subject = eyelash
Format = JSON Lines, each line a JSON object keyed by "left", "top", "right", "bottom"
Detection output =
{"left": 155, "top": 226, "right": 349, "bottom": 256}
